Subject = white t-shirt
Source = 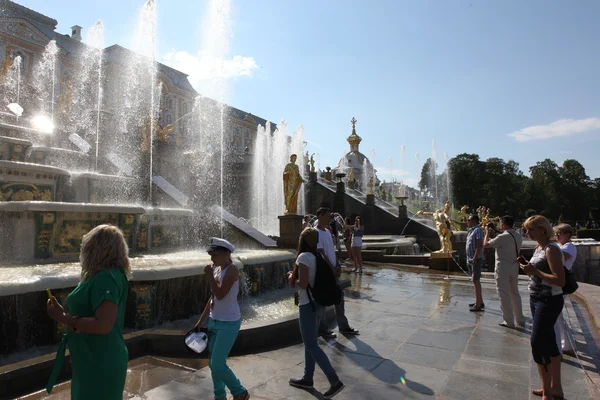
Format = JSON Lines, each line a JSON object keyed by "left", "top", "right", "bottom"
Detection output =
{"left": 316, "top": 226, "right": 336, "bottom": 266}
{"left": 560, "top": 242, "right": 577, "bottom": 271}
{"left": 296, "top": 252, "right": 317, "bottom": 306}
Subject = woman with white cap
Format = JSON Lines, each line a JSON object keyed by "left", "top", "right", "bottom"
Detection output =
{"left": 193, "top": 237, "right": 249, "bottom": 400}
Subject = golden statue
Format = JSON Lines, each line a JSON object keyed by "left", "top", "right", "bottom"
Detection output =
{"left": 141, "top": 116, "right": 175, "bottom": 152}
{"left": 58, "top": 75, "right": 73, "bottom": 113}
{"left": 459, "top": 205, "right": 470, "bottom": 223}
{"left": 309, "top": 153, "right": 315, "bottom": 172}
{"left": 347, "top": 168, "right": 355, "bottom": 183}
{"left": 367, "top": 176, "right": 375, "bottom": 195}
{"left": 0, "top": 53, "right": 12, "bottom": 81}
{"left": 481, "top": 207, "right": 499, "bottom": 227}
{"left": 283, "top": 154, "right": 304, "bottom": 215}
{"left": 417, "top": 201, "right": 457, "bottom": 253}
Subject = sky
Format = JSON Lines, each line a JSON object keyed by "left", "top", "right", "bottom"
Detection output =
{"left": 17, "top": 0, "right": 600, "bottom": 187}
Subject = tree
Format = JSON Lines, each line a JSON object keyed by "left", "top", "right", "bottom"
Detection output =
{"left": 482, "top": 158, "right": 526, "bottom": 217}
{"left": 527, "top": 159, "right": 562, "bottom": 220}
{"left": 558, "top": 159, "right": 591, "bottom": 222}
{"left": 448, "top": 154, "right": 485, "bottom": 208}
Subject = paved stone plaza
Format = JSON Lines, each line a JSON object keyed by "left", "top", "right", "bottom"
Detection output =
{"left": 27, "top": 266, "right": 600, "bottom": 400}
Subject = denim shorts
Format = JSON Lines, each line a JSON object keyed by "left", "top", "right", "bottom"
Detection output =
{"left": 468, "top": 258, "right": 484, "bottom": 281}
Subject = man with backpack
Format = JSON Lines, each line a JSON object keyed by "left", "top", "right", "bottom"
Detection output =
{"left": 314, "top": 207, "right": 359, "bottom": 338}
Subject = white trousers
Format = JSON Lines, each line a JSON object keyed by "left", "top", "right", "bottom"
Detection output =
{"left": 495, "top": 266, "right": 525, "bottom": 326}
{"left": 554, "top": 295, "right": 575, "bottom": 352}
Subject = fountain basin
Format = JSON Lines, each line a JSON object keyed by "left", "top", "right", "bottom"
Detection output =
{"left": 0, "top": 202, "right": 198, "bottom": 263}
{"left": 70, "top": 172, "right": 144, "bottom": 204}
{"left": 0, "top": 135, "right": 32, "bottom": 162}
{"left": 362, "top": 235, "right": 418, "bottom": 255}
{"left": 0, "top": 249, "right": 298, "bottom": 359}
{"left": 0, "top": 160, "right": 70, "bottom": 202}
{"left": 27, "top": 146, "right": 92, "bottom": 172}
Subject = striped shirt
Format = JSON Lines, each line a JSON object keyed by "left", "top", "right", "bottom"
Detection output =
{"left": 466, "top": 224, "right": 484, "bottom": 261}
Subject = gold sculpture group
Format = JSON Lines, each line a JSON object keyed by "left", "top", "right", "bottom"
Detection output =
{"left": 417, "top": 202, "right": 499, "bottom": 255}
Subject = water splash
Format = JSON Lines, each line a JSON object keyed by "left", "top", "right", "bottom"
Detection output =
{"left": 400, "top": 144, "right": 406, "bottom": 178}
{"left": 431, "top": 140, "right": 438, "bottom": 206}
{"left": 33, "top": 40, "right": 59, "bottom": 120}
{"left": 1, "top": 55, "right": 22, "bottom": 118}
{"left": 250, "top": 121, "right": 305, "bottom": 235}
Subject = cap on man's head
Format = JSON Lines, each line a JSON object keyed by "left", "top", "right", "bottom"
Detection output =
{"left": 316, "top": 207, "right": 331, "bottom": 217}
{"left": 207, "top": 237, "right": 235, "bottom": 253}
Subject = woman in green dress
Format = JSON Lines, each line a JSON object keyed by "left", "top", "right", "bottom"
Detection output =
{"left": 46, "top": 224, "right": 131, "bottom": 399}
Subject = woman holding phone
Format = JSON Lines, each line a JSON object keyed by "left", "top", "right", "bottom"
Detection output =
{"left": 519, "top": 215, "right": 565, "bottom": 400}
{"left": 46, "top": 225, "right": 130, "bottom": 400}
{"left": 193, "top": 237, "right": 249, "bottom": 400}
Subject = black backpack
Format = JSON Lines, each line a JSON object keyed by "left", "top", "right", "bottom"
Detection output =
{"left": 307, "top": 252, "right": 343, "bottom": 308}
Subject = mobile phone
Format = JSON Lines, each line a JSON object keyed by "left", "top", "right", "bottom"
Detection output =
{"left": 46, "top": 288, "right": 53, "bottom": 299}
{"left": 517, "top": 256, "right": 527, "bottom": 265}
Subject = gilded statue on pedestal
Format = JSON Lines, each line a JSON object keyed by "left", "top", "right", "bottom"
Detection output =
{"left": 283, "top": 154, "right": 304, "bottom": 215}
{"left": 141, "top": 116, "right": 174, "bottom": 152}
{"left": 309, "top": 153, "right": 315, "bottom": 172}
{"left": 459, "top": 205, "right": 470, "bottom": 223}
{"left": 417, "top": 201, "right": 457, "bottom": 253}
{"left": 367, "top": 176, "right": 374, "bottom": 195}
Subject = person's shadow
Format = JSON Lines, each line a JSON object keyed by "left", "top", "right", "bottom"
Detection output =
{"left": 334, "top": 336, "right": 434, "bottom": 395}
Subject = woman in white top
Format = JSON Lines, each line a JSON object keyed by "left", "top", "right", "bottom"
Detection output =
{"left": 554, "top": 223, "right": 577, "bottom": 357}
{"left": 193, "top": 238, "right": 249, "bottom": 400}
{"left": 287, "top": 228, "right": 344, "bottom": 399}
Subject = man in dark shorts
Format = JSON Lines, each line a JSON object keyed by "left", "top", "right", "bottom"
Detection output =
{"left": 466, "top": 214, "right": 485, "bottom": 311}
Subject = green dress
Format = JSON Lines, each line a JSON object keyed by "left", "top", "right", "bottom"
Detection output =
{"left": 47, "top": 268, "right": 129, "bottom": 399}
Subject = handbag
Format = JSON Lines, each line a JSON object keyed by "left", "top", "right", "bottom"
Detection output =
{"left": 562, "top": 267, "right": 579, "bottom": 295}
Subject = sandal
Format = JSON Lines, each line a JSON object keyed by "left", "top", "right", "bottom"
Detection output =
{"left": 532, "top": 389, "right": 564, "bottom": 400}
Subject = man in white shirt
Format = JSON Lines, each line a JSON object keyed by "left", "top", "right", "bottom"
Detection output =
{"left": 314, "top": 207, "right": 359, "bottom": 338}
{"left": 484, "top": 215, "right": 525, "bottom": 328}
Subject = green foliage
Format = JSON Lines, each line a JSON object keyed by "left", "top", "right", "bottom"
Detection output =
{"left": 525, "top": 209, "right": 537, "bottom": 218}
{"left": 442, "top": 154, "right": 596, "bottom": 221}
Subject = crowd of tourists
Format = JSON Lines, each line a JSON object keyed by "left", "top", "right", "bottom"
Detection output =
{"left": 44, "top": 208, "right": 583, "bottom": 400}
{"left": 467, "top": 213, "right": 578, "bottom": 400}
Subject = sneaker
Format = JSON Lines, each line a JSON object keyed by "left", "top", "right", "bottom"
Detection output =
{"left": 233, "top": 391, "right": 250, "bottom": 400}
{"left": 339, "top": 327, "right": 359, "bottom": 335}
{"left": 498, "top": 321, "right": 515, "bottom": 328}
{"left": 320, "top": 330, "right": 337, "bottom": 338}
{"left": 289, "top": 378, "right": 314, "bottom": 389}
{"left": 323, "top": 381, "right": 344, "bottom": 398}
{"left": 468, "top": 302, "right": 485, "bottom": 309}
{"left": 469, "top": 304, "right": 484, "bottom": 312}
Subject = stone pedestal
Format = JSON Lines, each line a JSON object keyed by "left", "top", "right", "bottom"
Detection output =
{"left": 398, "top": 204, "right": 408, "bottom": 219}
{"left": 325, "top": 171, "right": 332, "bottom": 181}
{"left": 366, "top": 194, "right": 375, "bottom": 205}
{"left": 428, "top": 251, "right": 458, "bottom": 271}
{"left": 277, "top": 214, "right": 304, "bottom": 249}
{"left": 309, "top": 171, "right": 317, "bottom": 182}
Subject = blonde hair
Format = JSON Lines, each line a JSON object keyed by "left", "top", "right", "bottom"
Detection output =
{"left": 80, "top": 224, "right": 131, "bottom": 281}
{"left": 524, "top": 215, "right": 554, "bottom": 241}
{"left": 555, "top": 223, "right": 574, "bottom": 237}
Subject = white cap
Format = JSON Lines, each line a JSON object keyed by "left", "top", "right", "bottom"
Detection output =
{"left": 207, "top": 237, "right": 235, "bottom": 253}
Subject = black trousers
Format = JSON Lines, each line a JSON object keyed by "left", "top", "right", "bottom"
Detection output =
{"left": 530, "top": 294, "right": 564, "bottom": 365}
